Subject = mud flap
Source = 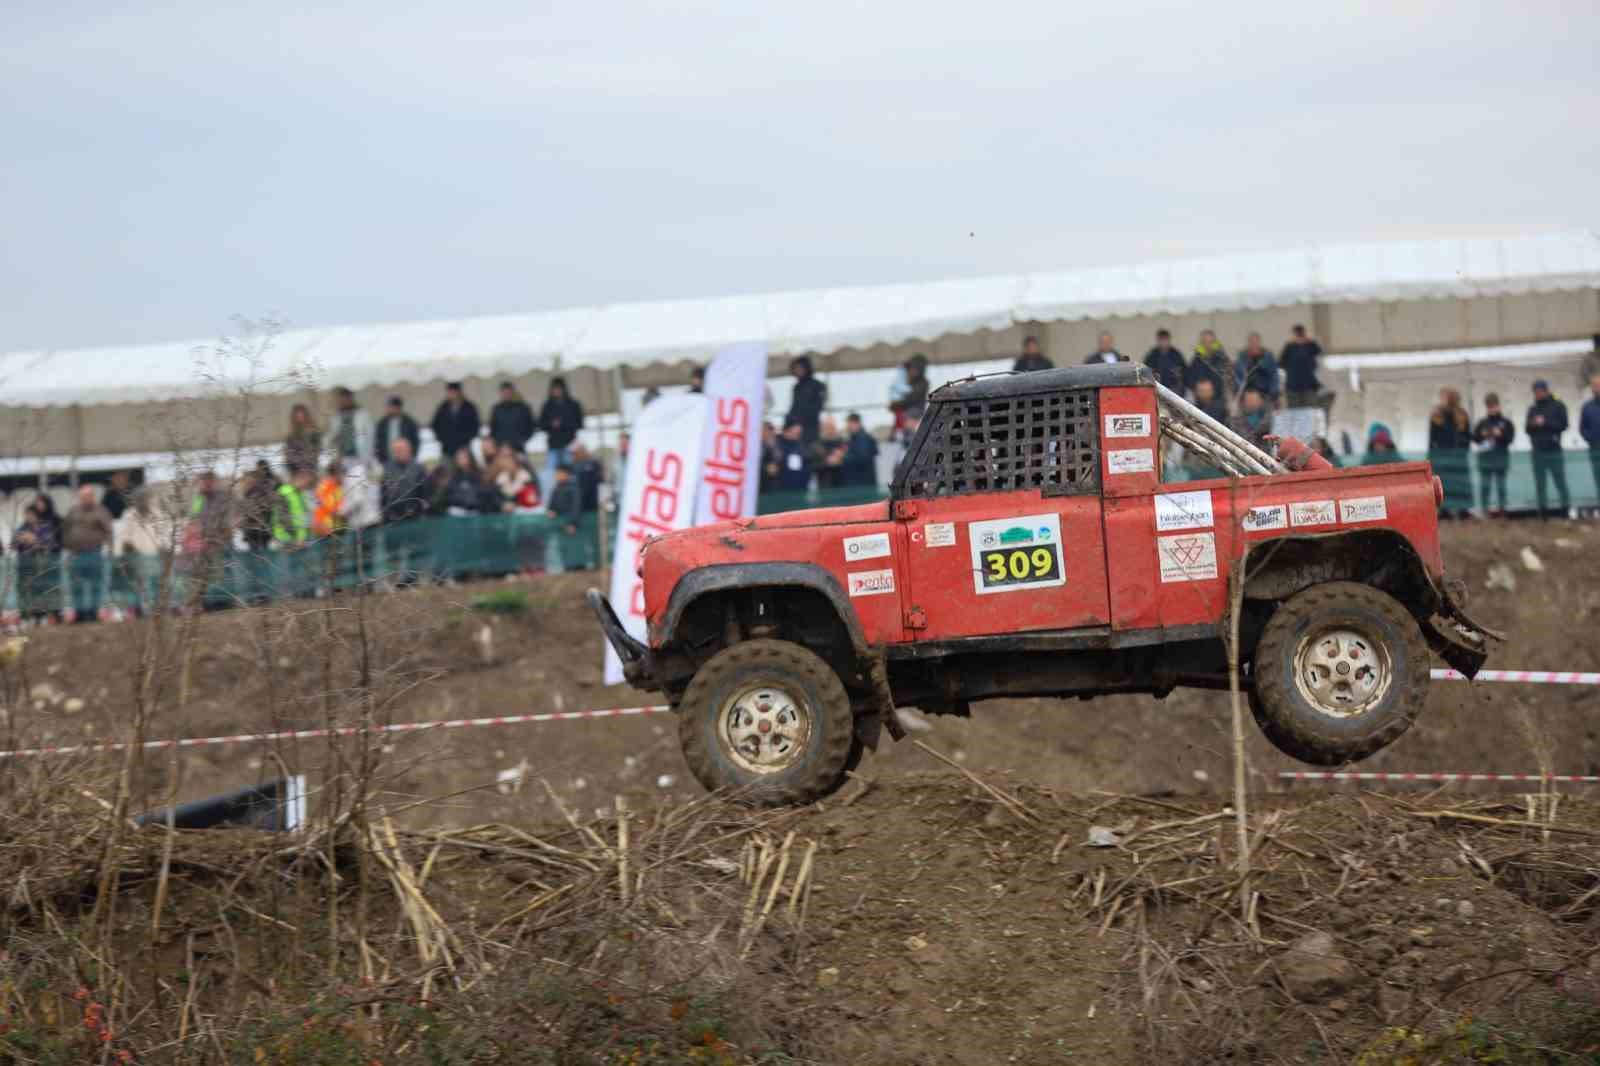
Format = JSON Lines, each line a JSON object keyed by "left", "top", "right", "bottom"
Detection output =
{"left": 858, "top": 652, "right": 903, "bottom": 750}
{"left": 1425, "top": 581, "right": 1503, "bottom": 680}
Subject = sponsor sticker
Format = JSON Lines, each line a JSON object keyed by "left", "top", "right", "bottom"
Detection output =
{"left": 966, "top": 513, "right": 1066, "bottom": 595}
{"left": 843, "top": 531, "right": 891, "bottom": 561}
{"left": 1107, "top": 448, "right": 1155, "bottom": 475}
{"left": 1154, "top": 490, "right": 1214, "bottom": 531}
{"left": 924, "top": 522, "right": 956, "bottom": 548}
{"left": 1157, "top": 532, "right": 1219, "bottom": 582}
{"left": 847, "top": 568, "right": 896, "bottom": 597}
{"left": 1339, "top": 496, "right": 1388, "bottom": 523}
{"left": 1242, "top": 504, "right": 1287, "bottom": 532}
{"left": 1104, "top": 413, "right": 1152, "bottom": 438}
{"left": 1290, "top": 499, "right": 1337, "bottom": 527}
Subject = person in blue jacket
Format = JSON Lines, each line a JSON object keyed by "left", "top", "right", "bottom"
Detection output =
{"left": 838, "top": 413, "right": 880, "bottom": 487}
{"left": 1234, "top": 333, "right": 1280, "bottom": 404}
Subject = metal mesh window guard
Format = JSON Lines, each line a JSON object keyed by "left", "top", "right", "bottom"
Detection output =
{"left": 900, "top": 390, "right": 1099, "bottom": 498}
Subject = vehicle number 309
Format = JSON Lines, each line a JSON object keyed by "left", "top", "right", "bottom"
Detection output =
{"left": 979, "top": 545, "right": 1061, "bottom": 589}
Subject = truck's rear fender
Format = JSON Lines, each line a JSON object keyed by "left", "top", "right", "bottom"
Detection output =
{"left": 1241, "top": 528, "right": 1495, "bottom": 677}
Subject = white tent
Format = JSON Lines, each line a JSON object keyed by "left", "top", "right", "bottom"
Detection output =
{"left": 2, "top": 231, "right": 1597, "bottom": 460}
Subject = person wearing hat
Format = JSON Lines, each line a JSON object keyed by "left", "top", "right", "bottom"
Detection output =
{"left": 373, "top": 395, "right": 420, "bottom": 465}
{"left": 1525, "top": 379, "right": 1570, "bottom": 519}
{"left": 489, "top": 381, "right": 536, "bottom": 453}
{"left": 430, "top": 382, "right": 481, "bottom": 458}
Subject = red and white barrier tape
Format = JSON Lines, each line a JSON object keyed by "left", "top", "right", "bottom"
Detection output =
{"left": 1432, "top": 668, "right": 1600, "bottom": 685}
{"left": 0, "top": 705, "right": 672, "bottom": 760}
{"left": 1281, "top": 771, "right": 1600, "bottom": 783}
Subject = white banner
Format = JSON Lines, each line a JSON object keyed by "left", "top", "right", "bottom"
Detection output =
{"left": 694, "top": 341, "right": 767, "bottom": 525}
{"left": 605, "top": 393, "right": 710, "bottom": 686}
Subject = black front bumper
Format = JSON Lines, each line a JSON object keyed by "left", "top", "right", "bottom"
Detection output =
{"left": 587, "top": 589, "right": 657, "bottom": 689}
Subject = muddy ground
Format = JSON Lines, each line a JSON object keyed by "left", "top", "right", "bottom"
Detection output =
{"left": 4, "top": 519, "right": 1600, "bottom": 1063}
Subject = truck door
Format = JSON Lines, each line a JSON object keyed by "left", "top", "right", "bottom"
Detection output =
{"left": 893, "top": 386, "right": 1111, "bottom": 641}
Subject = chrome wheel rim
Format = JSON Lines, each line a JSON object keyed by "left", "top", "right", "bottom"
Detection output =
{"left": 718, "top": 683, "right": 812, "bottom": 775}
{"left": 1293, "top": 625, "right": 1392, "bottom": 718}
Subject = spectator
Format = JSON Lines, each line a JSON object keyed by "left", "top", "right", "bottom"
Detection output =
{"left": 116, "top": 488, "right": 165, "bottom": 556}
{"left": 539, "top": 377, "right": 585, "bottom": 482}
{"left": 1186, "top": 330, "right": 1233, "bottom": 412}
{"left": 1361, "top": 423, "right": 1402, "bottom": 465}
{"left": 1471, "top": 392, "right": 1516, "bottom": 515}
{"left": 374, "top": 396, "right": 420, "bottom": 465}
{"left": 424, "top": 463, "right": 454, "bottom": 517}
{"left": 101, "top": 470, "right": 132, "bottom": 520}
{"left": 1230, "top": 387, "right": 1273, "bottom": 449}
{"left": 188, "top": 470, "right": 232, "bottom": 554}
{"left": 313, "top": 463, "right": 346, "bottom": 537}
{"left": 759, "top": 422, "right": 782, "bottom": 495}
{"left": 1280, "top": 324, "right": 1326, "bottom": 410}
{"left": 1234, "top": 333, "right": 1280, "bottom": 403}
{"left": 811, "top": 416, "right": 847, "bottom": 490}
{"left": 641, "top": 386, "right": 662, "bottom": 407}
{"left": 284, "top": 403, "right": 323, "bottom": 475}
{"left": 889, "top": 353, "right": 930, "bottom": 439}
{"left": 1581, "top": 373, "right": 1600, "bottom": 514}
{"left": 1142, "top": 329, "right": 1186, "bottom": 393}
{"left": 380, "top": 438, "right": 430, "bottom": 523}
{"left": 491, "top": 448, "right": 541, "bottom": 512}
{"left": 545, "top": 462, "right": 585, "bottom": 572}
{"left": 1083, "top": 332, "right": 1126, "bottom": 365}
{"left": 839, "top": 413, "right": 879, "bottom": 487}
{"left": 60, "top": 484, "right": 114, "bottom": 622}
{"left": 1013, "top": 335, "right": 1053, "bottom": 373}
{"left": 1190, "top": 377, "right": 1227, "bottom": 424}
{"left": 613, "top": 432, "right": 630, "bottom": 501}
{"left": 274, "top": 467, "right": 314, "bottom": 547}
{"left": 444, "top": 448, "right": 497, "bottom": 515}
{"left": 431, "top": 382, "right": 482, "bottom": 459}
{"left": 1582, "top": 336, "right": 1600, "bottom": 392}
{"left": 13, "top": 495, "right": 61, "bottom": 621}
{"left": 777, "top": 419, "right": 812, "bottom": 492}
{"left": 786, "top": 357, "right": 827, "bottom": 444}
{"left": 689, "top": 366, "right": 705, "bottom": 394}
{"left": 240, "top": 461, "right": 278, "bottom": 552}
{"left": 489, "top": 381, "right": 536, "bottom": 453}
{"left": 1310, "top": 436, "right": 1341, "bottom": 468}
{"left": 329, "top": 387, "right": 375, "bottom": 467}
{"left": 570, "top": 442, "right": 605, "bottom": 511}
{"left": 1526, "top": 379, "right": 1571, "bottom": 519}
{"left": 1428, "top": 388, "right": 1472, "bottom": 517}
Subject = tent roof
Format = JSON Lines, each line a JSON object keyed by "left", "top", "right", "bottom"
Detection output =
{"left": 4, "top": 230, "right": 1598, "bottom": 409}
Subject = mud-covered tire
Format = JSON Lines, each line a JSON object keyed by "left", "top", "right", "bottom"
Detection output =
{"left": 1250, "top": 581, "right": 1429, "bottom": 766}
{"left": 678, "top": 639, "right": 856, "bottom": 806}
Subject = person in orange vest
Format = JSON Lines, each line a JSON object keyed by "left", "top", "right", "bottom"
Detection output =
{"left": 312, "top": 462, "right": 345, "bottom": 537}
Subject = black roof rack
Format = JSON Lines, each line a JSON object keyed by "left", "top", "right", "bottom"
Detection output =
{"left": 929, "top": 363, "right": 1153, "bottom": 402}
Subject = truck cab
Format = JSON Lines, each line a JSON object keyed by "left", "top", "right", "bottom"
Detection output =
{"left": 593, "top": 364, "right": 1494, "bottom": 805}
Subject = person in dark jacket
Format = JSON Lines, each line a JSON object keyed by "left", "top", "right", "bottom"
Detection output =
{"left": 101, "top": 470, "right": 132, "bottom": 520}
{"left": 546, "top": 462, "right": 588, "bottom": 571}
{"left": 1580, "top": 373, "right": 1600, "bottom": 514}
{"left": 1142, "top": 329, "right": 1186, "bottom": 393}
{"left": 430, "top": 383, "right": 481, "bottom": 458}
{"left": 1229, "top": 387, "right": 1273, "bottom": 449}
{"left": 569, "top": 442, "right": 604, "bottom": 511}
{"left": 1234, "top": 333, "right": 1280, "bottom": 403}
{"left": 489, "top": 382, "right": 536, "bottom": 453}
{"left": 786, "top": 356, "right": 827, "bottom": 444}
{"left": 889, "top": 353, "right": 930, "bottom": 440}
{"left": 240, "top": 461, "right": 278, "bottom": 551}
{"left": 1525, "top": 379, "right": 1570, "bottom": 519}
{"left": 381, "top": 438, "right": 430, "bottom": 523}
{"left": 444, "top": 448, "right": 497, "bottom": 514}
{"left": 1186, "top": 330, "right": 1233, "bottom": 414}
{"left": 12, "top": 495, "right": 62, "bottom": 620}
{"left": 838, "top": 413, "right": 879, "bottom": 488}
{"left": 1013, "top": 335, "right": 1053, "bottom": 373}
{"left": 1189, "top": 377, "right": 1228, "bottom": 424}
{"left": 688, "top": 366, "right": 705, "bottom": 394}
{"left": 776, "top": 419, "right": 813, "bottom": 492}
{"left": 374, "top": 396, "right": 421, "bottom": 465}
{"left": 1471, "top": 392, "right": 1516, "bottom": 514}
{"left": 538, "top": 377, "right": 585, "bottom": 486}
{"left": 1082, "top": 332, "right": 1127, "bottom": 365}
{"left": 759, "top": 422, "right": 783, "bottom": 495}
{"left": 1280, "top": 324, "right": 1325, "bottom": 409}
{"left": 1428, "top": 387, "right": 1473, "bottom": 517}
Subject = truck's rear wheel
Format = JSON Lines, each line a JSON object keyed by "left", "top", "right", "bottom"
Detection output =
{"left": 1250, "top": 582, "right": 1429, "bottom": 766}
{"left": 678, "top": 639, "right": 856, "bottom": 806}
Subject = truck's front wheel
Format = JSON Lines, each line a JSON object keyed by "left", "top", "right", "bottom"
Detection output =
{"left": 679, "top": 639, "right": 857, "bottom": 806}
{"left": 1251, "top": 582, "right": 1429, "bottom": 766}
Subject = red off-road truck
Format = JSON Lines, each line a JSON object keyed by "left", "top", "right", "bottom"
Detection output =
{"left": 592, "top": 365, "right": 1496, "bottom": 805}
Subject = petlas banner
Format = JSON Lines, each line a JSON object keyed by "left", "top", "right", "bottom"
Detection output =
{"left": 694, "top": 341, "right": 767, "bottom": 525}
{"left": 604, "top": 392, "right": 710, "bottom": 686}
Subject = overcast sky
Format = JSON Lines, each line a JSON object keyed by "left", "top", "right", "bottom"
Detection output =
{"left": 3, "top": 0, "right": 1596, "bottom": 352}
